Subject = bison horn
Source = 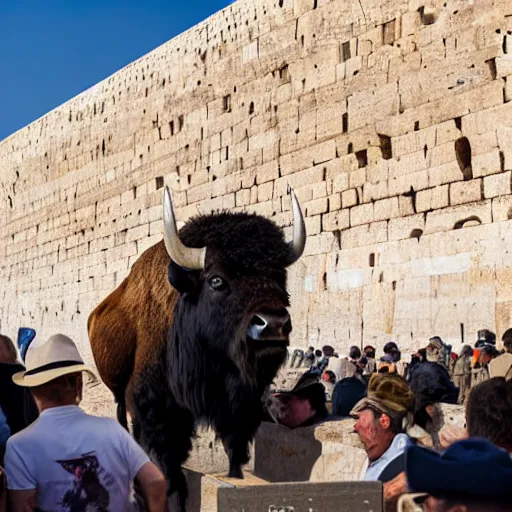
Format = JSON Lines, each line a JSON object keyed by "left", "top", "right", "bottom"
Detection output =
{"left": 285, "top": 186, "right": 306, "bottom": 266}
{"left": 163, "top": 186, "right": 206, "bottom": 270}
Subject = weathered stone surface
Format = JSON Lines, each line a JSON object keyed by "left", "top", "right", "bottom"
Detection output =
{"left": 217, "top": 481, "right": 382, "bottom": 512}
{"left": 183, "top": 469, "right": 269, "bottom": 512}
{"left": 0, "top": 0, "right": 512, "bottom": 369}
{"left": 254, "top": 419, "right": 367, "bottom": 483}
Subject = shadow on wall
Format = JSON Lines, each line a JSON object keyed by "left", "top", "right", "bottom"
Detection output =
{"left": 254, "top": 422, "right": 323, "bottom": 482}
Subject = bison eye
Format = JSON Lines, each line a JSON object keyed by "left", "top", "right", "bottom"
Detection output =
{"left": 209, "top": 276, "right": 226, "bottom": 291}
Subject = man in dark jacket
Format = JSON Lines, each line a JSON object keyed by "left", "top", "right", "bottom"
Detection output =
{"left": 0, "top": 334, "right": 38, "bottom": 463}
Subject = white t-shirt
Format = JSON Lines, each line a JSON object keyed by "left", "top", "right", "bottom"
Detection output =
{"left": 4, "top": 405, "right": 149, "bottom": 512}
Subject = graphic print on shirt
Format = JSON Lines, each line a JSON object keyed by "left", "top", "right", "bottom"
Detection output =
{"left": 56, "top": 452, "right": 110, "bottom": 512}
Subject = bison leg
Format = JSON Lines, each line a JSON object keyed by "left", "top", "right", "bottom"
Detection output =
{"left": 215, "top": 401, "right": 262, "bottom": 479}
{"left": 115, "top": 391, "right": 128, "bottom": 430}
{"left": 129, "top": 372, "right": 195, "bottom": 512}
{"left": 222, "top": 436, "right": 247, "bottom": 479}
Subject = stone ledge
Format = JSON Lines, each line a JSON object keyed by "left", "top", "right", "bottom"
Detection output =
{"left": 184, "top": 469, "right": 383, "bottom": 512}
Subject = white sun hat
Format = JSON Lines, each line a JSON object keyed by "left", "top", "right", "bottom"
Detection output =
{"left": 12, "top": 334, "right": 96, "bottom": 387}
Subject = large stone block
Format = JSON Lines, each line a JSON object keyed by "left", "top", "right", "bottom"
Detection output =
{"left": 484, "top": 171, "right": 512, "bottom": 199}
{"left": 217, "top": 481, "right": 382, "bottom": 512}
{"left": 254, "top": 420, "right": 367, "bottom": 483}
{"left": 424, "top": 201, "right": 492, "bottom": 234}
{"left": 449, "top": 179, "right": 482, "bottom": 206}
{"left": 472, "top": 149, "right": 502, "bottom": 178}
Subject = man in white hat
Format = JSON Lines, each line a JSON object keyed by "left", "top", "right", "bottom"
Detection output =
{"left": 3, "top": 334, "right": 167, "bottom": 512}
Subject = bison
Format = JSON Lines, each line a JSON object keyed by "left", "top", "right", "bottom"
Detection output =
{"left": 88, "top": 186, "right": 306, "bottom": 510}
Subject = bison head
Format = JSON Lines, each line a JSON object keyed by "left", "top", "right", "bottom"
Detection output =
{"left": 163, "top": 186, "right": 306, "bottom": 390}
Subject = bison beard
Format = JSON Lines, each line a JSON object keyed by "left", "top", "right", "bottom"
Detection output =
{"left": 89, "top": 203, "right": 302, "bottom": 512}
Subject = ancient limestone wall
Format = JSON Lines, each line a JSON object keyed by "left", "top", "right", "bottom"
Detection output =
{"left": 1, "top": 0, "right": 512, "bottom": 367}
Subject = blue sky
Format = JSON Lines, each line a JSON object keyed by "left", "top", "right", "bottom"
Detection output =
{"left": 0, "top": 0, "right": 231, "bottom": 141}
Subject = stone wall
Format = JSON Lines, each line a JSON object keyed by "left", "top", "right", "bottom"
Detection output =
{"left": 1, "top": 0, "right": 512, "bottom": 369}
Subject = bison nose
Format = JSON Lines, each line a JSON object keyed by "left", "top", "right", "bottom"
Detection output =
{"left": 247, "top": 310, "right": 292, "bottom": 341}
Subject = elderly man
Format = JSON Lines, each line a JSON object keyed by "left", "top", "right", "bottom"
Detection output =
{"left": 4, "top": 334, "right": 167, "bottom": 512}
{"left": 351, "top": 373, "right": 414, "bottom": 482}
{"left": 398, "top": 438, "right": 512, "bottom": 512}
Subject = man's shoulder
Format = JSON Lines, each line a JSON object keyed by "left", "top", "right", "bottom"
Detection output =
{"left": 6, "top": 417, "right": 42, "bottom": 447}
{"left": 388, "top": 433, "right": 412, "bottom": 457}
{"left": 393, "top": 433, "right": 412, "bottom": 446}
{"left": 9, "top": 412, "right": 121, "bottom": 443}
{"left": 80, "top": 412, "right": 124, "bottom": 431}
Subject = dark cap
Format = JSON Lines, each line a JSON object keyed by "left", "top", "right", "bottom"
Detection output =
{"left": 383, "top": 341, "right": 399, "bottom": 353}
{"left": 476, "top": 329, "right": 496, "bottom": 345}
{"left": 405, "top": 438, "right": 512, "bottom": 502}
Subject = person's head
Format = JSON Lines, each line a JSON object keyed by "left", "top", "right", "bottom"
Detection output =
{"left": 352, "top": 407, "right": 403, "bottom": 462}
{"left": 348, "top": 345, "right": 361, "bottom": 360}
{"left": 383, "top": 341, "right": 401, "bottom": 362}
{"left": 314, "top": 349, "right": 322, "bottom": 358}
{"left": 460, "top": 345, "right": 473, "bottom": 357}
{"left": 12, "top": 333, "right": 96, "bottom": 411}
{"left": 0, "top": 334, "right": 17, "bottom": 363}
{"left": 502, "top": 329, "right": 512, "bottom": 354}
{"left": 321, "top": 370, "right": 336, "bottom": 384}
{"left": 401, "top": 438, "right": 512, "bottom": 512}
{"left": 322, "top": 345, "right": 335, "bottom": 357}
{"left": 475, "top": 329, "right": 496, "bottom": 348}
{"left": 479, "top": 344, "right": 500, "bottom": 365}
{"left": 31, "top": 373, "right": 83, "bottom": 409}
{"left": 466, "top": 377, "right": 512, "bottom": 452}
{"left": 408, "top": 362, "right": 459, "bottom": 428}
{"left": 306, "top": 346, "right": 315, "bottom": 353}
{"left": 426, "top": 337, "right": 444, "bottom": 363}
{"left": 332, "top": 377, "right": 366, "bottom": 417}
{"left": 271, "top": 373, "right": 328, "bottom": 428}
{"left": 351, "top": 373, "right": 413, "bottom": 461}
{"left": 356, "top": 356, "right": 368, "bottom": 372}
{"left": 363, "top": 345, "right": 376, "bottom": 359}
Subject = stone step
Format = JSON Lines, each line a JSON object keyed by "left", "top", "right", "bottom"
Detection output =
{"left": 183, "top": 469, "right": 383, "bottom": 512}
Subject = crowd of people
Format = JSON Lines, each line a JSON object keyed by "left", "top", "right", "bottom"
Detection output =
{"left": 271, "top": 330, "right": 512, "bottom": 510}
{"left": 288, "top": 329, "right": 512, "bottom": 403}
{"left": 1, "top": 328, "right": 512, "bottom": 511}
